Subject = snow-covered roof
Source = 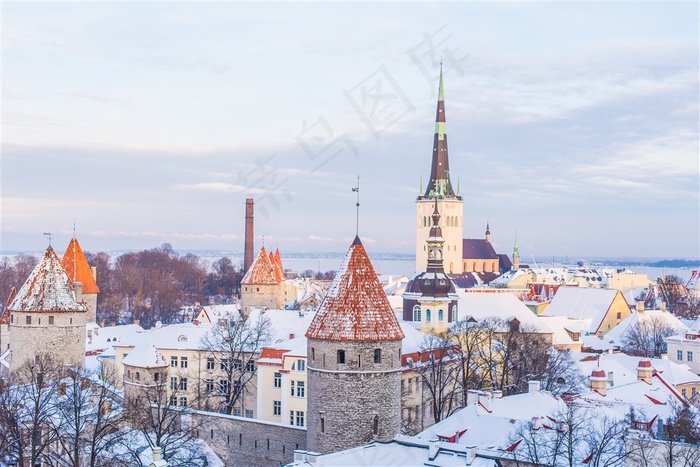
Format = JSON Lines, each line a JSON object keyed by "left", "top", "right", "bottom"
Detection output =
{"left": 306, "top": 237, "right": 404, "bottom": 342}
{"left": 457, "top": 292, "right": 552, "bottom": 334}
{"left": 122, "top": 343, "right": 167, "bottom": 368}
{"left": 86, "top": 323, "right": 145, "bottom": 353}
{"left": 536, "top": 315, "right": 586, "bottom": 347}
{"left": 8, "top": 246, "right": 87, "bottom": 313}
{"left": 541, "top": 287, "right": 623, "bottom": 333}
{"left": 242, "top": 246, "right": 279, "bottom": 285}
{"left": 603, "top": 309, "right": 689, "bottom": 349}
{"left": 289, "top": 437, "right": 498, "bottom": 466}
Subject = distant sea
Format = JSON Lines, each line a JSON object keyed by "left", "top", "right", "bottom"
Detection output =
{"left": 1, "top": 249, "right": 697, "bottom": 282}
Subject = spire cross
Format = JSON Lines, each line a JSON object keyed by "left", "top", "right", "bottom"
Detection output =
{"left": 351, "top": 175, "right": 360, "bottom": 236}
{"left": 43, "top": 231, "right": 52, "bottom": 246}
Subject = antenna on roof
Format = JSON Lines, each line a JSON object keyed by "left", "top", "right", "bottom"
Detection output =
{"left": 351, "top": 175, "right": 360, "bottom": 236}
{"left": 73, "top": 219, "right": 76, "bottom": 238}
{"left": 43, "top": 231, "right": 52, "bottom": 246}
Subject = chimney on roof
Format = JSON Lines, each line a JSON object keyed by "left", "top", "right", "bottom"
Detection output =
{"left": 478, "top": 391, "right": 491, "bottom": 411}
{"left": 244, "top": 198, "right": 254, "bottom": 275}
{"left": 661, "top": 302, "right": 667, "bottom": 312}
{"left": 467, "top": 389, "right": 480, "bottom": 406}
{"left": 528, "top": 380, "right": 540, "bottom": 393}
{"left": 590, "top": 368, "right": 607, "bottom": 396}
{"left": 637, "top": 360, "right": 653, "bottom": 384}
{"left": 637, "top": 301, "right": 645, "bottom": 313}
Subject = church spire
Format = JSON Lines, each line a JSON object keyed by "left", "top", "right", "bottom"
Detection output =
{"left": 426, "top": 193, "right": 446, "bottom": 272}
{"left": 421, "top": 63, "right": 459, "bottom": 200}
{"left": 513, "top": 232, "right": 520, "bottom": 269}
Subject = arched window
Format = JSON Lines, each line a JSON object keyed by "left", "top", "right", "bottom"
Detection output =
{"left": 438, "top": 309, "right": 444, "bottom": 321}
{"left": 426, "top": 309, "right": 432, "bottom": 322}
{"left": 412, "top": 305, "right": 421, "bottom": 322}
{"left": 297, "top": 359, "right": 306, "bottom": 371}
{"left": 373, "top": 415, "right": 379, "bottom": 435}
{"left": 449, "top": 305, "right": 457, "bottom": 322}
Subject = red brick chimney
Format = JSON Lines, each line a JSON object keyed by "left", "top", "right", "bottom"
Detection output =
{"left": 244, "top": 198, "right": 254, "bottom": 274}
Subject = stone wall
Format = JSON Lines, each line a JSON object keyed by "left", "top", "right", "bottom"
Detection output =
{"left": 8, "top": 310, "right": 86, "bottom": 372}
{"left": 306, "top": 338, "right": 402, "bottom": 454}
{"left": 191, "top": 410, "right": 307, "bottom": 466}
{"left": 240, "top": 283, "right": 284, "bottom": 316}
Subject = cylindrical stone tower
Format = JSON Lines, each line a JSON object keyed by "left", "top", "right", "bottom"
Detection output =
{"left": 306, "top": 236, "right": 405, "bottom": 454}
{"left": 8, "top": 246, "right": 87, "bottom": 372}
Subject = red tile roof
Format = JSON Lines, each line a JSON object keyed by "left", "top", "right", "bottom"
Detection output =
{"left": 306, "top": 236, "right": 404, "bottom": 342}
{"left": 61, "top": 237, "right": 100, "bottom": 294}
{"left": 241, "top": 246, "right": 279, "bottom": 285}
{"left": 270, "top": 249, "right": 285, "bottom": 283}
{"left": 8, "top": 246, "right": 87, "bottom": 313}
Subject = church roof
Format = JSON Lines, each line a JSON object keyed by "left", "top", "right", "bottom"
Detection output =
{"left": 241, "top": 246, "right": 278, "bottom": 285}
{"left": 61, "top": 237, "right": 100, "bottom": 294}
{"left": 462, "top": 238, "right": 499, "bottom": 260}
{"left": 8, "top": 246, "right": 87, "bottom": 313}
{"left": 306, "top": 236, "right": 404, "bottom": 342}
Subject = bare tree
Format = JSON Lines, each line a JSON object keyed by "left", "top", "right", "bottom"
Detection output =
{"left": 408, "top": 333, "right": 462, "bottom": 426}
{"left": 657, "top": 275, "right": 686, "bottom": 313}
{"left": 537, "top": 348, "right": 587, "bottom": 397}
{"left": 199, "top": 314, "right": 272, "bottom": 414}
{"left": 120, "top": 379, "right": 204, "bottom": 466}
{"left": 448, "top": 318, "right": 488, "bottom": 401}
{"left": 622, "top": 314, "right": 677, "bottom": 358}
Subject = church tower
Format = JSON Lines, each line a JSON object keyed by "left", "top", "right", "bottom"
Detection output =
{"left": 416, "top": 65, "right": 463, "bottom": 274}
{"left": 306, "top": 236, "right": 404, "bottom": 454}
{"left": 512, "top": 233, "right": 520, "bottom": 269}
{"left": 404, "top": 196, "right": 459, "bottom": 334}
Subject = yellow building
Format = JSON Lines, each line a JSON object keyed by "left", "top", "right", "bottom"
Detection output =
{"left": 541, "top": 287, "right": 632, "bottom": 336}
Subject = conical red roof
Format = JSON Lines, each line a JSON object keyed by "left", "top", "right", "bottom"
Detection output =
{"left": 306, "top": 236, "right": 404, "bottom": 341}
{"left": 269, "top": 249, "right": 285, "bottom": 283}
{"left": 241, "top": 246, "right": 278, "bottom": 285}
{"left": 62, "top": 237, "right": 100, "bottom": 294}
{"left": 8, "top": 246, "right": 87, "bottom": 313}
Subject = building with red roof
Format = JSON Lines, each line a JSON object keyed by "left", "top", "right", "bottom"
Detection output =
{"left": 62, "top": 236, "right": 100, "bottom": 322}
{"left": 240, "top": 246, "right": 285, "bottom": 316}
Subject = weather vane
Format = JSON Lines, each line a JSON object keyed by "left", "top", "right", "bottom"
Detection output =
{"left": 352, "top": 175, "right": 360, "bottom": 236}
{"left": 43, "top": 231, "right": 52, "bottom": 246}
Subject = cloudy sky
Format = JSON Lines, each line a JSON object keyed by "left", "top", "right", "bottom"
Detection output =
{"left": 2, "top": 1, "right": 698, "bottom": 262}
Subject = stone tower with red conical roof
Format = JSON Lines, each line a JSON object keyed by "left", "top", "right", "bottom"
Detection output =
{"left": 306, "top": 236, "right": 405, "bottom": 454}
{"left": 8, "top": 246, "right": 87, "bottom": 372}
{"left": 62, "top": 237, "right": 100, "bottom": 323}
{"left": 240, "top": 246, "right": 285, "bottom": 316}
{"left": 416, "top": 65, "right": 464, "bottom": 274}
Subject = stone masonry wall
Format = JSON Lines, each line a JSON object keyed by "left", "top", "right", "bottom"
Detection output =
{"left": 9, "top": 310, "right": 86, "bottom": 372}
{"left": 192, "top": 410, "right": 306, "bottom": 466}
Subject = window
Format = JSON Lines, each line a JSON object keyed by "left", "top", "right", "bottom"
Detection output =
{"left": 170, "top": 395, "right": 177, "bottom": 405}
{"left": 135, "top": 372, "right": 140, "bottom": 381}
{"left": 311, "top": 348, "right": 315, "bottom": 361}
{"left": 682, "top": 388, "right": 687, "bottom": 397}
{"left": 180, "top": 357, "right": 188, "bottom": 368}
{"left": 154, "top": 372, "right": 160, "bottom": 381}
{"left": 693, "top": 387, "right": 698, "bottom": 396}
{"left": 171, "top": 356, "right": 178, "bottom": 368}
{"left": 337, "top": 350, "right": 346, "bottom": 364}
{"left": 290, "top": 410, "right": 294, "bottom": 425}
{"left": 234, "top": 359, "right": 243, "bottom": 371}
{"left": 206, "top": 379, "right": 215, "bottom": 393}
{"left": 246, "top": 359, "right": 255, "bottom": 372}
{"left": 438, "top": 309, "right": 444, "bottom": 321}
{"left": 678, "top": 350, "right": 683, "bottom": 361}
{"left": 49, "top": 316, "right": 54, "bottom": 325}
{"left": 616, "top": 312, "right": 622, "bottom": 320}
{"left": 295, "top": 411, "right": 305, "bottom": 427}
{"left": 219, "top": 380, "right": 230, "bottom": 395}
{"left": 179, "top": 378, "right": 188, "bottom": 391}
{"left": 179, "top": 397, "right": 187, "bottom": 407}
{"left": 233, "top": 408, "right": 241, "bottom": 416}
{"left": 321, "top": 417, "right": 325, "bottom": 433}
{"left": 297, "top": 359, "right": 305, "bottom": 371}
{"left": 374, "top": 349, "right": 381, "bottom": 364}
{"left": 26, "top": 316, "right": 31, "bottom": 325}
{"left": 245, "top": 409, "right": 253, "bottom": 418}
{"left": 220, "top": 358, "right": 230, "bottom": 371}
{"left": 291, "top": 381, "right": 295, "bottom": 396}
{"left": 274, "top": 372, "right": 281, "bottom": 388}
{"left": 412, "top": 305, "right": 421, "bottom": 322}
{"left": 296, "top": 381, "right": 305, "bottom": 398}
{"left": 207, "top": 357, "right": 215, "bottom": 370}
{"left": 373, "top": 415, "right": 379, "bottom": 435}
{"left": 426, "top": 309, "right": 432, "bottom": 322}
{"left": 170, "top": 377, "right": 178, "bottom": 391}
{"left": 273, "top": 400, "right": 281, "bottom": 416}
{"left": 688, "top": 351, "right": 693, "bottom": 362}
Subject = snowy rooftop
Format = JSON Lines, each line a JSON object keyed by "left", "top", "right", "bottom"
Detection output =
{"left": 122, "top": 343, "right": 167, "bottom": 368}
{"left": 306, "top": 237, "right": 404, "bottom": 342}
{"left": 8, "top": 246, "right": 87, "bottom": 313}
{"left": 242, "top": 246, "right": 279, "bottom": 285}
{"left": 457, "top": 292, "right": 551, "bottom": 334}
{"left": 602, "top": 309, "right": 689, "bottom": 350}
{"left": 541, "top": 287, "right": 623, "bottom": 333}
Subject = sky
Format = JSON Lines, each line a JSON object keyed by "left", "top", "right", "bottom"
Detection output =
{"left": 2, "top": 1, "right": 699, "bottom": 262}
